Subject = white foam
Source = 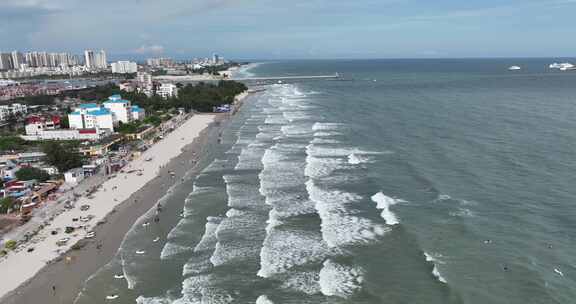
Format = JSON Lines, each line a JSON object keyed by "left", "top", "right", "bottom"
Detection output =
{"left": 223, "top": 175, "right": 264, "bottom": 209}
{"left": 183, "top": 254, "right": 213, "bottom": 276}
{"left": 120, "top": 254, "right": 137, "bottom": 289}
{"left": 256, "top": 295, "right": 275, "bottom": 304}
{"left": 312, "top": 122, "right": 346, "bottom": 131}
{"left": 225, "top": 208, "right": 248, "bottom": 218}
{"left": 160, "top": 243, "right": 193, "bottom": 260}
{"left": 235, "top": 145, "right": 267, "bottom": 171}
{"left": 304, "top": 155, "right": 344, "bottom": 179}
{"left": 258, "top": 228, "right": 335, "bottom": 278}
{"left": 314, "top": 131, "right": 344, "bottom": 137}
{"left": 436, "top": 194, "right": 452, "bottom": 201}
{"left": 348, "top": 153, "right": 373, "bottom": 164}
{"left": 319, "top": 259, "right": 365, "bottom": 298}
{"left": 370, "top": 192, "right": 405, "bottom": 225}
{"left": 136, "top": 295, "right": 172, "bottom": 304}
{"left": 210, "top": 240, "right": 257, "bottom": 267}
{"left": 194, "top": 217, "right": 222, "bottom": 252}
{"left": 278, "top": 270, "right": 322, "bottom": 295}
{"left": 424, "top": 252, "right": 447, "bottom": 284}
{"left": 310, "top": 138, "right": 341, "bottom": 144}
{"left": 449, "top": 208, "right": 474, "bottom": 217}
{"left": 306, "top": 181, "right": 390, "bottom": 247}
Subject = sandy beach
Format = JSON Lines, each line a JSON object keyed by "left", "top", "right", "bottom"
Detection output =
{"left": 0, "top": 113, "right": 217, "bottom": 303}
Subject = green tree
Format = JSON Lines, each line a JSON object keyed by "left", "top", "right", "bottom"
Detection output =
{"left": 0, "top": 197, "right": 15, "bottom": 214}
{"left": 0, "top": 136, "right": 27, "bottom": 152}
{"left": 15, "top": 167, "right": 50, "bottom": 182}
{"left": 60, "top": 115, "right": 70, "bottom": 129}
{"left": 42, "top": 141, "right": 84, "bottom": 172}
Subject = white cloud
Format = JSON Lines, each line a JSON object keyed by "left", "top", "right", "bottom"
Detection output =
{"left": 134, "top": 44, "right": 165, "bottom": 55}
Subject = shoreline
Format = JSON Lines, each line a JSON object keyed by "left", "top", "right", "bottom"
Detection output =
{"left": 0, "top": 114, "right": 221, "bottom": 304}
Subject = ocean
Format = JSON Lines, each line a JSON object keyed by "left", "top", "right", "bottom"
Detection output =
{"left": 74, "top": 59, "right": 576, "bottom": 304}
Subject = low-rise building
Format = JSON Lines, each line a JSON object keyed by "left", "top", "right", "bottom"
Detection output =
{"left": 131, "top": 105, "right": 145, "bottom": 121}
{"left": 0, "top": 152, "right": 46, "bottom": 165}
{"left": 119, "top": 82, "right": 136, "bottom": 92}
{"left": 21, "top": 128, "right": 111, "bottom": 141}
{"left": 157, "top": 83, "right": 178, "bottom": 99}
{"left": 0, "top": 103, "right": 27, "bottom": 121}
{"left": 1, "top": 180, "right": 34, "bottom": 199}
{"left": 64, "top": 168, "right": 85, "bottom": 185}
{"left": 25, "top": 115, "right": 61, "bottom": 135}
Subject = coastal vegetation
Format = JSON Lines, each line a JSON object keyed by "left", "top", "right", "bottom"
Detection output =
{"left": 116, "top": 114, "right": 166, "bottom": 135}
{"left": 0, "top": 136, "right": 28, "bottom": 152}
{"left": 15, "top": 167, "right": 50, "bottom": 182}
{"left": 3, "top": 80, "right": 247, "bottom": 113}
{"left": 42, "top": 141, "right": 84, "bottom": 172}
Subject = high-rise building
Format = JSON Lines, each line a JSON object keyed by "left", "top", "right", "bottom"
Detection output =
{"left": 84, "top": 50, "right": 95, "bottom": 69}
{"left": 111, "top": 61, "right": 137, "bottom": 74}
{"left": 38, "top": 52, "right": 48, "bottom": 67}
{"left": 97, "top": 49, "right": 107, "bottom": 68}
{"left": 212, "top": 53, "right": 220, "bottom": 65}
{"left": 0, "top": 53, "right": 14, "bottom": 71}
{"left": 11, "top": 51, "right": 23, "bottom": 70}
{"left": 85, "top": 49, "right": 108, "bottom": 69}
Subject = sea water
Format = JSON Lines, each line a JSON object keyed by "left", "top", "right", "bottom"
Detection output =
{"left": 74, "top": 59, "right": 576, "bottom": 304}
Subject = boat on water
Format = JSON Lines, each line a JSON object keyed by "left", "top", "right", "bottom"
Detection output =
{"left": 106, "top": 294, "right": 119, "bottom": 300}
{"left": 113, "top": 274, "right": 125, "bottom": 279}
{"left": 549, "top": 62, "right": 575, "bottom": 71}
{"left": 508, "top": 66, "right": 521, "bottom": 71}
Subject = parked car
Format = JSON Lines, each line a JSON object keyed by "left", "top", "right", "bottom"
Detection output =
{"left": 56, "top": 238, "right": 70, "bottom": 246}
{"left": 80, "top": 215, "right": 94, "bottom": 223}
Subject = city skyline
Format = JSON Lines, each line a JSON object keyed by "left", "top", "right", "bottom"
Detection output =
{"left": 1, "top": 0, "right": 576, "bottom": 59}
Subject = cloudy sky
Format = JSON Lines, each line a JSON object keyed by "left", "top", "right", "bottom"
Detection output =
{"left": 1, "top": 0, "right": 575, "bottom": 59}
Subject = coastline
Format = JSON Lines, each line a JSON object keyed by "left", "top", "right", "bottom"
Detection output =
{"left": 0, "top": 114, "right": 220, "bottom": 304}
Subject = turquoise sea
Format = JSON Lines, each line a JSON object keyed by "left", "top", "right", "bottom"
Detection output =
{"left": 75, "top": 59, "right": 576, "bottom": 304}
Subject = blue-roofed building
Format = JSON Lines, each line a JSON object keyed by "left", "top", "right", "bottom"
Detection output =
{"left": 78, "top": 103, "right": 99, "bottom": 110}
{"left": 69, "top": 103, "right": 114, "bottom": 130}
{"left": 131, "top": 105, "right": 146, "bottom": 121}
{"left": 103, "top": 95, "right": 132, "bottom": 123}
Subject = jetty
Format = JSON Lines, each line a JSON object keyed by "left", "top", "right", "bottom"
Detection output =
{"left": 234, "top": 73, "right": 340, "bottom": 82}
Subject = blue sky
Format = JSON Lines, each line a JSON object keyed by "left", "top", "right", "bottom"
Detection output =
{"left": 1, "top": 0, "right": 575, "bottom": 59}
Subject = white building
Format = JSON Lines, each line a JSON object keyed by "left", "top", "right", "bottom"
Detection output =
{"left": 136, "top": 72, "right": 152, "bottom": 86}
{"left": 21, "top": 128, "right": 110, "bottom": 141}
{"left": 136, "top": 72, "right": 153, "bottom": 96}
{"left": 84, "top": 50, "right": 95, "bottom": 69}
{"left": 68, "top": 103, "right": 114, "bottom": 130}
{"left": 84, "top": 49, "right": 107, "bottom": 70}
{"left": 103, "top": 95, "right": 132, "bottom": 123}
{"left": 97, "top": 50, "right": 107, "bottom": 69}
{"left": 157, "top": 83, "right": 179, "bottom": 99}
{"left": 64, "top": 168, "right": 85, "bottom": 185}
{"left": 25, "top": 115, "right": 60, "bottom": 135}
{"left": 111, "top": 61, "right": 137, "bottom": 74}
{"left": 119, "top": 82, "right": 136, "bottom": 92}
{"left": 0, "top": 103, "right": 28, "bottom": 121}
